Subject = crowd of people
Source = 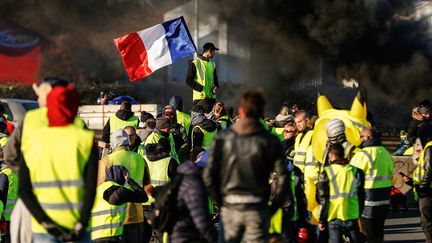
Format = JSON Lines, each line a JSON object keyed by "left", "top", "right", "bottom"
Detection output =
{"left": 0, "top": 41, "right": 427, "bottom": 243}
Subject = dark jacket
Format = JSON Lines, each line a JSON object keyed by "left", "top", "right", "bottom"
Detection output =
{"left": 144, "top": 129, "right": 178, "bottom": 179}
{"left": 171, "top": 161, "right": 217, "bottom": 243}
{"left": 203, "top": 117, "right": 289, "bottom": 210}
{"left": 103, "top": 177, "right": 148, "bottom": 205}
{"left": 317, "top": 159, "right": 365, "bottom": 224}
{"left": 185, "top": 55, "right": 219, "bottom": 93}
{"left": 102, "top": 109, "right": 138, "bottom": 143}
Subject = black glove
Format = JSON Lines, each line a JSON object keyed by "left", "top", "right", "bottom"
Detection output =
{"left": 69, "top": 222, "right": 86, "bottom": 241}
{"left": 41, "top": 221, "right": 72, "bottom": 241}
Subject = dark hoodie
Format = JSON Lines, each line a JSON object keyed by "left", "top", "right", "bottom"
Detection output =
{"left": 170, "top": 161, "right": 217, "bottom": 243}
{"left": 102, "top": 109, "right": 137, "bottom": 143}
{"left": 190, "top": 112, "right": 218, "bottom": 149}
{"left": 169, "top": 96, "right": 184, "bottom": 112}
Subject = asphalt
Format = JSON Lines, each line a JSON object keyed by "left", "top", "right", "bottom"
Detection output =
{"left": 384, "top": 209, "right": 426, "bottom": 242}
{"left": 384, "top": 190, "right": 426, "bottom": 243}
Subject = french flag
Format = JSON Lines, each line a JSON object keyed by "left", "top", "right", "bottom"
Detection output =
{"left": 114, "top": 16, "right": 196, "bottom": 81}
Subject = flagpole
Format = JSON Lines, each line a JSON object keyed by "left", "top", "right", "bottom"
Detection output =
{"left": 194, "top": 0, "right": 199, "bottom": 58}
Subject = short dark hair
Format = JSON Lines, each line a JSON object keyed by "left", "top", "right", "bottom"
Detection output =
{"left": 239, "top": 91, "right": 265, "bottom": 118}
{"left": 120, "top": 101, "right": 132, "bottom": 111}
{"left": 328, "top": 143, "right": 345, "bottom": 161}
{"left": 294, "top": 110, "right": 310, "bottom": 119}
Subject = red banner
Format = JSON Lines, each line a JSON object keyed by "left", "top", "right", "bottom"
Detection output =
{"left": 0, "top": 21, "right": 42, "bottom": 85}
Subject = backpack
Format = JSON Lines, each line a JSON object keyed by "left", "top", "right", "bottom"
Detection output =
{"left": 148, "top": 175, "right": 184, "bottom": 234}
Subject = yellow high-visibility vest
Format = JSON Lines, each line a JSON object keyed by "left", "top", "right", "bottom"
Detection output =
{"left": 176, "top": 111, "right": 191, "bottom": 135}
{"left": 325, "top": 164, "right": 360, "bottom": 222}
{"left": 192, "top": 58, "right": 216, "bottom": 101}
{"left": 91, "top": 181, "right": 127, "bottom": 240}
{"left": 350, "top": 146, "right": 394, "bottom": 189}
{"left": 23, "top": 125, "right": 94, "bottom": 233}
{"left": 109, "top": 115, "right": 139, "bottom": 133}
{"left": 192, "top": 125, "right": 217, "bottom": 150}
{"left": 293, "top": 130, "right": 314, "bottom": 172}
{"left": 0, "top": 168, "right": 18, "bottom": 221}
{"left": 414, "top": 141, "right": 432, "bottom": 188}
{"left": 143, "top": 156, "right": 172, "bottom": 205}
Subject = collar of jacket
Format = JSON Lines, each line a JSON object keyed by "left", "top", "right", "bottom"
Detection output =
{"left": 112, "top": 146, "right": 129, "bottom": 153}
{"left": 361, "top": 138, "right": 382, "bottom": 148}
{"left": 231, "top": 117, "right": 265, "bottom": 136}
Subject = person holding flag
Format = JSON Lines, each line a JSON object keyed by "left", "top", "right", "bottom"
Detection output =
{"left": 185, "top": 43, "right": 220, "bottom": 112}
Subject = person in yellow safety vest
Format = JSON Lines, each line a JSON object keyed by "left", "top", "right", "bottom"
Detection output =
{"left": 98, "top": 129, "right": 150, "bottom": 243}
{"left": 185, "top": 42, "right": 220, "bottom": 112}
{"left": 144, "top": 117, "right": 179, "bottom": 163}
{"left": 293, "top": 110, "right": 314, "bottom": 172}
{"left": 19, "top": 85, "right": 99, "bottom": 242}
{"left": 163, "top": 105, "right": 188, "bottom": 162}
{"left": 0, "top": 127, "right": 17, "bottom": 243}
{"left": 169, "top": 96, "right": 192, "bottom": 136}
{"left": 190, "top": 105, "right": 218, "bottom": 151}
{"left": 317, "top": 144, "right": 365, "bottom": 243}
{"left": 402, "top": 125, "right": 432, "bottom": 242}
{"left": 137, "top": 112, "right": 156, "bottom": 144}
{"left": 4, "top": 78, "right": 85, "bottom": 243}
{"left": 102, "top": 101, "right": 139, "bottom": 144}
{"left": 91, "top": 165, "right": 148, "bottom": 242}
{"left": 350, "top": 126, "right": 394, "bottom": 243}
{"left": 212, "top": 102, "right": 233, "bottom": 131}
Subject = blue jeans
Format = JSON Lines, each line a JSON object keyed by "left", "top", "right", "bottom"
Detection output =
{"left": 328, "top": 219, "right": 363, "bottom": 243}
{"left": 33, "top": 232, "right": 91, "bottom": 243}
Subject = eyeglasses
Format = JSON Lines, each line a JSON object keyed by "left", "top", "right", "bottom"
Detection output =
{"left": 284, "top": 130, "right": 296, "bottom": 133}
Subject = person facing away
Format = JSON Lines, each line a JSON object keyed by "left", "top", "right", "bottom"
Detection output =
{"left": 203, "top": 91, "right": 289, "bottom": 243}
{"left": 185, "top": 42, "right": 220, "bottom": 111}
{"left": 91, "top": 165, "right": 148, "bottom": 243}
{"left": 19, "top": 84, "right": 99, "bottom": 242}
{"left": 350, "top": 126, "right": 394, "bottom": 243}
{"left": 102, "top": 101, "right": 139, "bottom": 144}
{"left": 190, "top": 105, "right": 218, "bottom": 151}
{"left": 169, "top": 96, "right": 191, "bottom": 136}
{"left": 317, "top": 144, "right": 365, "bottom": 243}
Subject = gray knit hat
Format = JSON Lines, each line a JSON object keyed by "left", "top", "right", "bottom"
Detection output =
{"left": 110, "top": 129, "right": 129, "bottom": 149}
{"left": 326, "top": 119, "right": 345, "bottom": 138}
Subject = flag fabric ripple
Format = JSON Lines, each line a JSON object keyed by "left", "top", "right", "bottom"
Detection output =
{"left": 114, "top": 16, "right": 196, "bottom": 81}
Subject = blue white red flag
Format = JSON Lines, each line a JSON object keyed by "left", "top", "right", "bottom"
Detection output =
{"left": 114, "top": 16, "right": 196, "bottom": 81}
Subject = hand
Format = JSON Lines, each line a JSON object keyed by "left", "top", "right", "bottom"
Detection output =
{"left": 318, "top": 223, "right": 326, "bottom": 231}
{"left": 41, "top": 221, "right": 72, "bottom": 241}
{"left": 402, "top": 175, "right": 410, "bottom": 182}
{"left": 124, "top": 171, "right": 130, "bottom": 181}
{"left": 144, "top": 184, "right": 154, "bottom": 195}
{"left": 212, "top": 86, "right": 219, "bottom": 94}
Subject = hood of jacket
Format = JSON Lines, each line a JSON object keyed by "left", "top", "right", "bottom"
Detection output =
{"left": 163, "top": 105, "right": 177, "bottom": 123}
{"left": 169, "top": 96, "right": 183, "bottom": 112}
{"left": 191, "top": 111, "right": 206, "bottom": 126}
{"left": 116, "top": 109, "right": 135, "bottom": 121}
{"left": 177, "top": 160, "right": 202, "bottom": 176}
{"left": 230, "top": 117, "right": 265, "bottom": 136}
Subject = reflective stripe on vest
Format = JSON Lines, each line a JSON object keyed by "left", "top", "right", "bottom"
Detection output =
{"left": 23, "top": 125, "right": 94, "bottom": 233}
{"left": 414, "top": 141, "right": 432, "bottom": 187}
{"left": 1, "top": 168, "right": 18, "bottom": 221}
{"left": 304, "top": 146, "right": 321, "bottom": 183}
{"left": 109, "top": 115, "right": 139, "bottom": 133}
{"left": 192, "top": 125, "right": 217, "bottom": 150}
{"left": 91, "top": 181, "right": 127, "bottom": 240}
{"left": 352, "top": 147, "right": 394, "bottom": 189}
{"left": 192, "top": 59, "right": 216, "bottom": 100}
{"left": 325, "top": 164, "right": 360, "bottom": 221}
{"left": 293, "top": 130, "right": 313, "bottom": 172}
